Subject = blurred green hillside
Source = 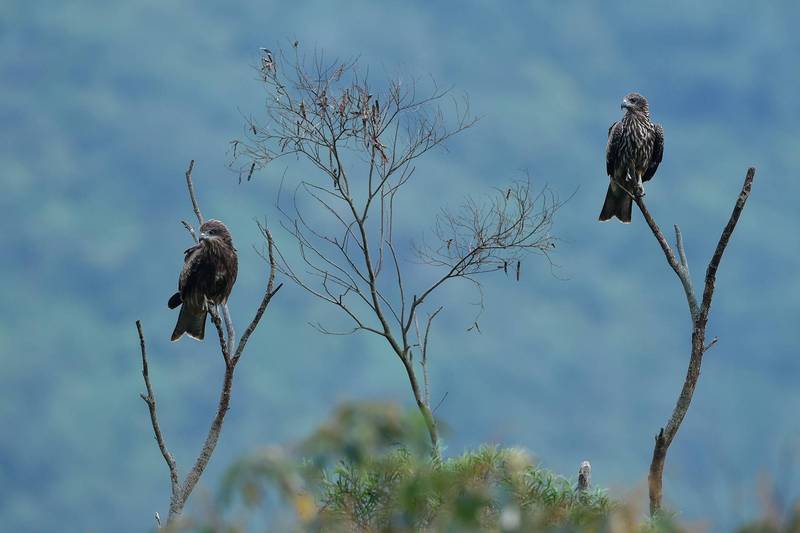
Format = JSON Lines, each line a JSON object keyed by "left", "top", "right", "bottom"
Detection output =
{"left": 1, "top": 1, "right": 799, "bottom": 531}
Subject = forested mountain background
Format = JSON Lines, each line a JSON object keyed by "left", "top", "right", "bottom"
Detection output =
{"left": 1, "top": 1, "right": 799, "bottom": 531}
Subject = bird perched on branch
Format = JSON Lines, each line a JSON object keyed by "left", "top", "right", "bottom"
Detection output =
{"left": 168, "top": 220, "right": 238, "bottom": 341}
{"left": 600, "top": 92, "right": 664, "bottom": 223}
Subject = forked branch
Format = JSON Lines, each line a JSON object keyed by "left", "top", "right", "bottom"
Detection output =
{"left": 231, "top": 47, "right": 562, "bottom": 458}
{"left": 136, "top": 320, "right": 181, "bottom": 514}
{"left": 637, "top": 167, "right": 755, "bottom": 515}
{"left": 136, "top": 161, "right": 281, "bottom": 526}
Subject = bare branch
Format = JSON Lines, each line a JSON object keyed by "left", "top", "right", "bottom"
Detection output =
{"left": 229, "top": 46, "right": 561, "bottom": 458}
{"left": 181, "top": 220, "right": 198, "bottom": 243}
{"left": 699, "top": 167, "right": 756, "bottom": 321}
{"left": 180, "top": 363, "right": 234, "bottom": 509}
{"left": 672, "top": 225, "right": 699, "bottom": 319}
{"left": 674, "top": 225, "right": 688, "bottom": 269}
{"left": 235, "top": 224, "right": 284, "bottom": 365}
{"left": 209, "top": 308, "right": 231, "bottom": 365}
{"left": 577, "top": 461, "right": 592, "bottom": 493}
{"left": 184, "top": 160, "right": 204, "bottom": 226}
{"left": 420, "top": 306, "right": 443, "bottom": 406}
{"left": 634, "top": 197, "right": 699, "bottom": 321}
{"left": 221, "top": 304, "right": 235, "bottom": 355}
{"left": 136, "top": 320, "right": 182, "bottom": 515}
{"left": 432, "top": 391, "right": 449, "bottom": 414}
{"left": 703, "top": 336, "right": 719, "bottom": 353}
{"left": 417, "top": 181, "right": 561, "bottom": 271}
{"left": 169, "top": 231, "right": 282, "bottom": 521}
{"left": 408, "top": 180, "right": 561, "bottom": 334}
{"left": 138, "top": 161, "right": 282, "bottom": 525}
{"left": 643, "top": 167, "right": 755, "bottom": 515}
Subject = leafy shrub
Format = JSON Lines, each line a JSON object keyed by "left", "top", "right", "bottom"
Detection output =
{"left": 181, "top": 403, "right": 681, "bottom": 532}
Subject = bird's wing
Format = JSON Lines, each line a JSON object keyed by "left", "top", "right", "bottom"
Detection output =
{"left": 606, "top": 121, "right": 622, "bottom": 177}
{"left": 178, "top": 245, "right": 205, "bottom": 296}
{"left": 213, "top": 246, "right": 239, "bottom": 303}
{"left": 643, "top": 123, "right": 664, "bottom": 182}
{"left": 183, "top": 243, "right": 202, "bottom": 261}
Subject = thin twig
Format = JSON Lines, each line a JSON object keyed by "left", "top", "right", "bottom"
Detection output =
{"left": 136, "top": 321, "right": 181, "bottom": 514}
{"left": 184, "top": 160, "right": 204, "bottom": 225}
{"left": 209, "top": 308, "right": 231, "bottom": 365}
{"left": 221, "top": 304, "right": 236, "bottom": 354}
{"left": 181, "top": 220, "right": 198, "bottom": 243}
{"left": 703, "top": 336, "right": 719, "bottom": 353}
{"left": 432, "top": 391, "right": 449, "bottom": 414}
{"left": 673, "top": 225, "right": 699, "bottom": 320}
{"left": 634, "top": 198, "right": 699, "bottom": 321}
{"left": 235, "top": 225, "right": 283, "bottom": 365}
{"left": 420, "top": 306, "right": 442, "bottom": 406}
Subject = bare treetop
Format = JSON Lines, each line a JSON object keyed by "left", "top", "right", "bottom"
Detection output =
{"left": 230, "top": 45, "right": 562, "bottom": 456}
{"left": 232, "top": 46, "right": 474, "bottom": 191}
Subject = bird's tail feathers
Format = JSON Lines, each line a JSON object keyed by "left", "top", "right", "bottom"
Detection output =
{"left": 598, "top": 183, "right": 632, "bottom": 223}
{"left": 167, "top": 292, "right": 182, "bottom": 309}
{"left": 171, "top": 306, "right": 207, "bottom": 341}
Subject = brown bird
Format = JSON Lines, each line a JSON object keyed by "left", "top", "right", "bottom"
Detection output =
{"left": 600, "top": 92, "right": 664, "bottom": 223}
{"left": 168, "top": 220, "right": 238, "bottom": 341}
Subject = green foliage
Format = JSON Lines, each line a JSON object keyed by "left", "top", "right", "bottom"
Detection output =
{"left": 311, "top": 446, "right": 612, "bottom": 532}
{"left": 183, "top": 403, "right": 673, "bottom": 532}
{"left": 299, "top": 403, "right": 435, "bottom": 467}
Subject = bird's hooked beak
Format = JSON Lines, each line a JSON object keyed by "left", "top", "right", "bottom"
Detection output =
{"left": 621, "top": 97, "right": 633, "bottom": 110}
{"left": 199, "top": 231, "right": 208, "bottom": 242}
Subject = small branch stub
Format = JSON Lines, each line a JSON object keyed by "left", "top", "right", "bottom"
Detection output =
{"left": 577, "top": 460, "right": 591, "bottom": 493}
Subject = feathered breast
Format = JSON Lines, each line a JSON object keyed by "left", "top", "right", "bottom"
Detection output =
{"left": 617, "top": 115, "right": 657, "bottom": 176}
{"left": 179, "top": 239, "right": 238, "bottom": 309}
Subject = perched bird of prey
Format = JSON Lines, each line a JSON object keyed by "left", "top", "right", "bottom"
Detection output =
{"left": 600, "top": 92, "right": 664, "bottom": 223}
{"left": 168, "top": 220, "right": 238, "bottom": 341}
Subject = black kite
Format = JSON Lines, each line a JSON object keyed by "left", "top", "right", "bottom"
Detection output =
{"left": 168, "top": 220, "right": 238, "bottom": 341}
{"left": 600, "top": 92, "right": 664, "bottom": 223}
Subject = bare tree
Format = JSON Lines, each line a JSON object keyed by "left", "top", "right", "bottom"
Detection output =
{"left": 231, "top": 46, "right": 562, "bottom": 457}
{"left": 135, "top": 160, "right": 282, "bottom": 527}
{"left": 629, "top": 167, "right": 755, "bottom": 515}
